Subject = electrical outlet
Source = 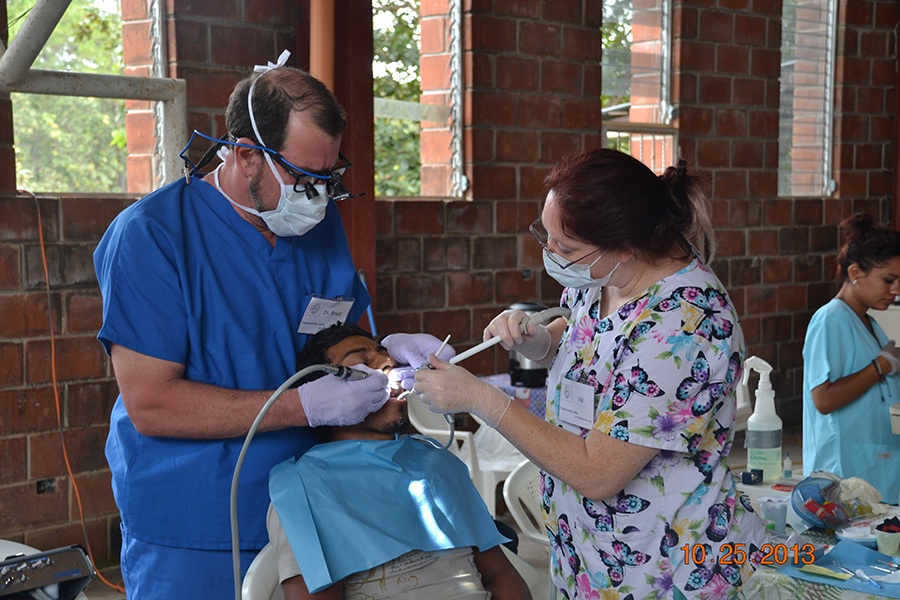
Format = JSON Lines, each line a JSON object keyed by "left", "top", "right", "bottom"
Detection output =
{"left": 36, "top": 478, "right": 57, "bottom": 494}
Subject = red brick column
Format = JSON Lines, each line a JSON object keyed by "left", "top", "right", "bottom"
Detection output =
{"left": 674, "top": 4, "right": 784, "bottom": 360}
{"left": 120, "top": 0, "right": 297, "bottom": 193}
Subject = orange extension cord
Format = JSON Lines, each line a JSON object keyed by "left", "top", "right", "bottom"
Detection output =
{"left": 23, "top": 189, "right": 126, "bottom": 595}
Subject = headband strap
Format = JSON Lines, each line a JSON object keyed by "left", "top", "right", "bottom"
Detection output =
{"left": 254, "top": 49, "right": 291, "bottom": 74}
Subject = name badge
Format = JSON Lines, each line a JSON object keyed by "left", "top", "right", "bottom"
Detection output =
{"left": 297, "top": 296, "right": 354, "bottom": 334}
{"left": 559, "top": 378, "right": 596, "bottom": 428}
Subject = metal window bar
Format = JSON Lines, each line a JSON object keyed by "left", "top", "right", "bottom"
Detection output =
{"left": 0, "top": 0, "right": 187, "bottom": 188}
{"left": 601, "top": 0, "right": 673, "bottom": 126}
{"left": 778, "top": 0, "right": 836, "bottom": 197}
{"left": 601, "top": 121, "right": 678, "bottom": 175}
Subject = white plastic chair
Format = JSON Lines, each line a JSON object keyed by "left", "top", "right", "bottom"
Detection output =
{"left": 241, "top": 542, "right": 284, "bottom": 600}
{"left": 503, "top": 460, "right": 561, "bottom": 599}
{"left": 406, "top": 398, "right": 525, "bottom": 516}
{"left": 503, "top": 459, "right": 549, "bottom": 546}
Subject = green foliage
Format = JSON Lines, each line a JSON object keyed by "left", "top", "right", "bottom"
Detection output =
{"left": 9, "top": 0, "right": 126, "bottom": 193}
{"left": 600, "top": 0, "right": 633, "bottom": 110}
{"left": 373, "top": 0, "right": 421, "bottom": 197}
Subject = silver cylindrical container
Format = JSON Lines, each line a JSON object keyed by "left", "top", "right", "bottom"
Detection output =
{"left": 508, "top": 302, "right": 548, "bottom": 388}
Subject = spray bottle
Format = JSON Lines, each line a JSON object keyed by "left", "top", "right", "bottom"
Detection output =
{"left": 742, "top": 356, "right": 782, "bottom": 483}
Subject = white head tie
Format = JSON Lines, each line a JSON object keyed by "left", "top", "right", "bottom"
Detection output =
{"left": 254, "top": 49, "right": 291, "bottom": 74}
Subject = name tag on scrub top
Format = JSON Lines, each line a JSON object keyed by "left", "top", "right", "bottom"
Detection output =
{"left": 559, "top": 378, "right": 595, "bottom": 428}
{"left": 297, "top": 296, "right": 354, "bottom": 334}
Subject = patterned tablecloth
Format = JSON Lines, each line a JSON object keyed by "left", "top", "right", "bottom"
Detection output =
{"left": 478, "top": 373, "right": 547, "bottom": 418}
{"left": 740, "top": 565, "right": 896, "bottom": 600}
{"left": 738, "top": 521, "right": 900, "bottom": 600}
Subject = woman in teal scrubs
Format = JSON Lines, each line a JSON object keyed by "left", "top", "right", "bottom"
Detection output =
{"left": 803, "top": 212, "right": 900, "bottom": 503}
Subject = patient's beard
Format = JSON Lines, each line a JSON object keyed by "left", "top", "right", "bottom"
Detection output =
{"left": 369, "top": 411, "right": 408, "bottom": 435}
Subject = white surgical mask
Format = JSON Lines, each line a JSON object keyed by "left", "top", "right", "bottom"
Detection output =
{"left": 543, "top": 250, "right": 621, "bottom": 289}
{"left": 256, "top": 152, "right": 328, "bottom": 236}
{"left": 213, "top": 164, "right": 328, "bottom": 237}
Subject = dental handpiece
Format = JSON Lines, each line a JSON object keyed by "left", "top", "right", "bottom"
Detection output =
{"left": 449, "top": 306, "right": 572, "bottom": 365}
{"left": 320, "top": 364, "right": 371, "bottom": 380}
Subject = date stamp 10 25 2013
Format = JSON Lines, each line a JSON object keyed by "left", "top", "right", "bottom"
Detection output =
{"left": 680, "top": 543, "right": 816, "bottom": 566}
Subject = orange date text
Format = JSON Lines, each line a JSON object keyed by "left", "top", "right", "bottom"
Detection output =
{"left": 680, "top": 543, "right": 815, "bottom": 566}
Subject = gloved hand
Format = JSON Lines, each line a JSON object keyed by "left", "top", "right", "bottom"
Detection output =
{"left": 485, "top": 309, "right": 552, "bottom": 361}
{"left": 298, "top": 364, "right": 390, "bottom": 427}
{"left": 879, "top": 341, "right": 900, "bottom": 375}
{"left": 413, "top": 356, "right": 512, "bottom": 428}
{"left": 381, "top": 333, "right": 456, "bottom": 390}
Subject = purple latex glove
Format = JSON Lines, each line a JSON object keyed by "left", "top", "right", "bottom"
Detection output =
{"left": 298, "top": 364, "right": 390, "bottom": 427}
{"left": 382, "top": 333, "right": 457, "bottom": 391}
{"left": 381, "top": 333, "right": 456, "bottom": 369}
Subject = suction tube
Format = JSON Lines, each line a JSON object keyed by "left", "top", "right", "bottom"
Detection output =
{"left": 230, "top": 364, "right": 369, "bottom": 600}
{"left": 449, "top": 306, "right": 572, "bottom": 365}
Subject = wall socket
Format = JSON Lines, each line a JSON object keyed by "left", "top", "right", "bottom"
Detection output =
{"left": 36, "top": 478, "right": 57, "bottom": 494}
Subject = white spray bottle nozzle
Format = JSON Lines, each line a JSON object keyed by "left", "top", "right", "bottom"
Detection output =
{"left": 744, "top": 356, "right": 776, "bottom": 416}
{"left": 743, "top": 356, "right": 773, "bottom": 387}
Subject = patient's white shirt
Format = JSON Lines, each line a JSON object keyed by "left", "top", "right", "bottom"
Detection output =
{"left": 267, "top": 504, "right": 491, "bottom": 598}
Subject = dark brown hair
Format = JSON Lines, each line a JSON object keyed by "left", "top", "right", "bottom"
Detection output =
{"left": 836, "top": 212, "right": 900, "bottom": 280}
{"left": 543, "top": 148, "right": 715, "bottom": 263}
{"left": 225, "top": 66, "right": 346, "bottom": 152}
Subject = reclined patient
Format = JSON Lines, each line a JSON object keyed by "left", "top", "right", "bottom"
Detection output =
{"left": 266, "top": 324, "right": 531, "bottom": 599}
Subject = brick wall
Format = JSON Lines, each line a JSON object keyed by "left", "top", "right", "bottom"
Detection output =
{"left": 0, "top": 0, "right": 896, "bottom": 567}
{"left": 0, "top": 193, "right": 131, "bottom": 564}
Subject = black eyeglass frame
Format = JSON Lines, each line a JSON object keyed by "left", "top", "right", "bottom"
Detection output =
{"left": 529, "top": 218, "right": 603, "bottom": 269}
{"left": 271, "top": 151, "right": 353, "bottom": 200}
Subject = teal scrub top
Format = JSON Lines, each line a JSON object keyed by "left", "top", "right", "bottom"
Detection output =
{"left": 802, "top": 298, "right": 900, "bottom": 502}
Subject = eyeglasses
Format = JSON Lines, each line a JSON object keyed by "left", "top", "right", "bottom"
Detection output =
{"left": 177, "top": 130, "right": 358, "bottom": 201}
{"left": 529, "top": 218, "right": 602, "bottom": 269}
{"left": 272, "top": 152, "right": 353, "bottom": 201}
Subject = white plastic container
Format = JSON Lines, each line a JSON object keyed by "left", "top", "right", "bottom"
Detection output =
{"left": 782, "top": 452, "right": 793, "bottom": 479}
{"left": 742, "top": 357, "right": 782, "bottom": 483}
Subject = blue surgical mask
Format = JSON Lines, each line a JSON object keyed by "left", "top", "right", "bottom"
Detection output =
{"left": 543, "top": 250, "right": 620, "bottom": 289}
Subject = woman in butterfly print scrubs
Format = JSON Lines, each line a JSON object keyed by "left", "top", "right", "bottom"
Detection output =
{"left": 414, "top": 149, "right": 771, "bottom": 599}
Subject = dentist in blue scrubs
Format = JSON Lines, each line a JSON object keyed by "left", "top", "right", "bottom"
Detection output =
{"left": 93, "top": 52, "right": 451, "bottom": 599}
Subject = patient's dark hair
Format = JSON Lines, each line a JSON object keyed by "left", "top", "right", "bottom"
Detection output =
{"left": 298, "top": 323, "right": 373, "bottom": 372}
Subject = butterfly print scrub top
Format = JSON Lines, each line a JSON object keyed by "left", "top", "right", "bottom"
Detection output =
{"left": 542, "top": 257, "right": 770, "bottom": 599}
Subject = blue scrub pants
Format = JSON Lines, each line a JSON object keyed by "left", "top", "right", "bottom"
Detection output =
{"left": 120, "top": 524, "right": 260, "bottom": 599}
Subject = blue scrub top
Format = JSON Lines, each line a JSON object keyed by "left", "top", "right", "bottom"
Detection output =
{"left": 94, "top": 176, "right": 369, "bottom": 549}
{"left": 802, "top": 298, "right": 900, "bottom": 502}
